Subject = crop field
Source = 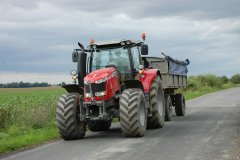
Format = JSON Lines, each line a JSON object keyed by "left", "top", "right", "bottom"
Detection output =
{"left": 0, "top": 87, "right": 66, "bottom": 153}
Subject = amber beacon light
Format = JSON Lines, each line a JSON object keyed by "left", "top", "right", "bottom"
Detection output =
{"left": 90, "top": 38, "right": 94, "bottom": 45}
{"left": 141, "top": 32, "right": 146, "bottom": 41}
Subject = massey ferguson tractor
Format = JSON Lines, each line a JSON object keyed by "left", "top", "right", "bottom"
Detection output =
{"left": 56, "top": 34, "right": 189, "bottom": 140}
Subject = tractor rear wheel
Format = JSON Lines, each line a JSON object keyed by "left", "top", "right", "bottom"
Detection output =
{"left": 165, "top": 95, "right": 173, "bottom": 121}
{"left": 87, "top": 121, "right": 111, "bottom": 132}
{"left": 147, "top": 76, "right": 165, "bottom": 129}
{"left": 56, "top": 93, "right": 86, "bottom": 140}
{"left": 175, "top": 93, "right": 186, "bottom": 116}
{"left": 120, "top": 88, "right": 147, "bottom": 137}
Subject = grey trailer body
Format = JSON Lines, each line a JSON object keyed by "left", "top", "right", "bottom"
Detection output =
{"left": 143, "top": 56, "right": 188, "bottom": 89}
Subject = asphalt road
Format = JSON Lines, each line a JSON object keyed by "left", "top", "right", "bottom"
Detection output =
{"left": 1, "top": 88, "right": 240, "bottom": 160}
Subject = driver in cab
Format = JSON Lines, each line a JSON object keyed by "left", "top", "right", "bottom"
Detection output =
{"left": 110, "top": 50, "right": 129, "bottom": 73}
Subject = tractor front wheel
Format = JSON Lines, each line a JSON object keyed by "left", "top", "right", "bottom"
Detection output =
{"left": 120, "top": 88, "right": 147, "bottom": 137}
{"left": 56, "top": 93, "right": 86, "bottom": 140}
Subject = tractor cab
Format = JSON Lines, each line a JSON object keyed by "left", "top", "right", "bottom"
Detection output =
{"left": 71, "top": 39, "right": 148, "bottom": 87}
{"left": 89, "top": 39, "right": 147, "bottom": 82}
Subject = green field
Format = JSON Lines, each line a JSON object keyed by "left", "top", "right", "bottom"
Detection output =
{"left": 0, "top": 87, "right": 66, "bottom": 154}
{"left": 0, "top": 74, "right": 239, "bottom": 154}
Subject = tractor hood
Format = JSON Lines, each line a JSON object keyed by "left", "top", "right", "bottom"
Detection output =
{"left": 84, "top": 67, "right": 116, "bottom": 83}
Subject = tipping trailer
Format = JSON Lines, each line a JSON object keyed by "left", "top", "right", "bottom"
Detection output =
{"left": 56, "top": 34, "right": 189, "bottom": 140}
{"left": 142, "top": 55, "right": 189, "bottom": 120}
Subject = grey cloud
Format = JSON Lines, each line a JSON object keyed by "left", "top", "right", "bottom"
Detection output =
{"left": 2, "top": 0, "right": 240, "bottom": 20}
{"left": 46, "top": 0, "right": 240, "bottom": 20}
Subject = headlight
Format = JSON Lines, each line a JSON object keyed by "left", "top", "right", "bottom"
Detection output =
{"left": 85, "top": 93, "right": 91, "bottom": 98}
{"left": 72, "top": 75, "right": 77, "bottom": 80}
{"left": 71, "top": 70, "right": 77, "bottom": 76}
{"left": 95, "top": 91, "right": 106, "bottom": 96}
{"left": 95, "top": 77, "right": 108, "bottom": 84}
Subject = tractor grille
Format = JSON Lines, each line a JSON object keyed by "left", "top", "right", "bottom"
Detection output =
{"left": 85, "top": 81, "right": 106, "bottom": 96}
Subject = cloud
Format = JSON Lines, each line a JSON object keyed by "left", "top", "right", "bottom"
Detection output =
{"left": 0, "top": 0, "right": 240, "bottom": 83}
{"left": 20, "top": 0, "right": 239, "bottom": 20}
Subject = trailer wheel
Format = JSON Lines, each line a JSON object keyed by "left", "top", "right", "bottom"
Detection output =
{"left": 147, "top": 76, "right": 165, "bottom": 129}
{"left": 175, "top": 93, "right": 186, "bottom": 116}
{"left": 165, "top": 95, "right": 172, "bottom": 121}
{"left": 56, "top": 93, "right": 86, "bottom": 140}
{"left": 87, "top": 121, "right": 111, "bottom": 132}
{"left": 120, "top": 88, "right": 147, "bottom": 137}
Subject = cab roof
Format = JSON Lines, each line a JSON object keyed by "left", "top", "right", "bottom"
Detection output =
{"left": 89, "top": 39, "right": 142, "bottom": 48}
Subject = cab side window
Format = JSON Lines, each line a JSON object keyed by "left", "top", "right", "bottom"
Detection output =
{"left": 131, "top": 46, "right": 141, "bottom": 69}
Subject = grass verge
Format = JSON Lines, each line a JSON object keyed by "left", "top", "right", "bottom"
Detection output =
{"left": 184, "top": 83, "right": 240, "bottom": 100}
{"left": 0, "top": 126, "right": 59, "bottom": 154}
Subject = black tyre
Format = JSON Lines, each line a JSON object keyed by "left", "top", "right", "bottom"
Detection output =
{"left": 120, "top": 88, "right": 147, "bottom": 137}
{"left": 56, "top": 93, "right": 86, "bottom": 140}
{"left": 165, "top": 95, "right": 172, "bottom": 121}
{"left": 87, "top": 121, "right": 111, "bottom": 132}
{"left": 175, "top": 93, "right": 186, "bottom": 116}
{"left": 147, "top": 76, "right": 165, "bottom": 129}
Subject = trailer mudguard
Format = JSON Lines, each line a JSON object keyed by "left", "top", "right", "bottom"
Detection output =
{"left": 139, "top": 69, "right": 161, "bottom": 93}
{"left": 62, "top": 84, "right": 84, "bottom": 95}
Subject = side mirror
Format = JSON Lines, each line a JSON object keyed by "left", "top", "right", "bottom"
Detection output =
{"left": 72, "top": 49, "right": 78, "bottom": 62}
{"left": 141, "top": 44, "right": 148, "bottom": 55}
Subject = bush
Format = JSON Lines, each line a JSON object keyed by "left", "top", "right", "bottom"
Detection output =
{"left": 231, "top": 74, "right": 240, "bottom": 84}
{"left": 219, "top": 75, "right": 229, "bottom": 84}
{"left": 187, "top": 74, "right": 225, "bottom": 91}
{"left": 187, "top": 76, "right": 200, "bottom": 90}
{"left": 198, "top": 74, "right": 223, "bottom": 87}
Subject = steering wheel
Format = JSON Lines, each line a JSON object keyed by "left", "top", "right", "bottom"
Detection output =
{"left": 105, "top": 63, "right": 117, "bottom": 69}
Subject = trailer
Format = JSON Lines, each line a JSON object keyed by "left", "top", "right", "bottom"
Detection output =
{"left": 142, "top": 55, "right": 189, "bottom": 120}
{"left": 144, "top": 56, "right": 188, "bottom": 89}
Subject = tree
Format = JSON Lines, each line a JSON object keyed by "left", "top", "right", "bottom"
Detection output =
{"left": 231, "top": 74, "right": 240, "bottom": 84}
{"left": 219, "top": 75, "right": 229, "bottom": 84}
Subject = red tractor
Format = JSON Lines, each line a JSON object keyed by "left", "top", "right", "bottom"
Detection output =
{"left": 56, "top": 35, "right": 187, "bottom": 140}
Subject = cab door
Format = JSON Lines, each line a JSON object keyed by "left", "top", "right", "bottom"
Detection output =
{"left": 130, "top": 46, "right": 143, "bottom": 77}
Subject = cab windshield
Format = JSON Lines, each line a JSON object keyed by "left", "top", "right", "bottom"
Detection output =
{"left": 91, "top": 47, "right": 131, "bottom": 74}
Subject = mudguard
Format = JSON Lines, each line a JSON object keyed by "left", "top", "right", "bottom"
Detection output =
{"left": 139, "top": 69, "right": 161, "bottom": 93}
{"left": 62, "top": 84, "right": 84, "bottom": 95}
{"left": 124, "top": 80, "right": 144, "bottom": 91}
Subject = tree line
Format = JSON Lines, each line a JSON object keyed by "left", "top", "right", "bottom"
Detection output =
{"left": 187, "top": 74, "right": 240, "bottom": 91}
{"left": 0, "top": 82, "right": 50, "bottom": 88}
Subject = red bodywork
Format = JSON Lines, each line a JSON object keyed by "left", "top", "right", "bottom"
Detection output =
{"left": 84, "top": 67, "right": 158, "bottom": 102}
{"left": 139, "top": 69, "right": 159, "bottom": 93}
{"left": 84, "top": 67, "right": 120, "bottom": 102}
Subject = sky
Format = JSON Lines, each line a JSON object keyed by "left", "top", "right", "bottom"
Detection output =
{"left": 0, "top": 0, "right": 239, "bottom": 84}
